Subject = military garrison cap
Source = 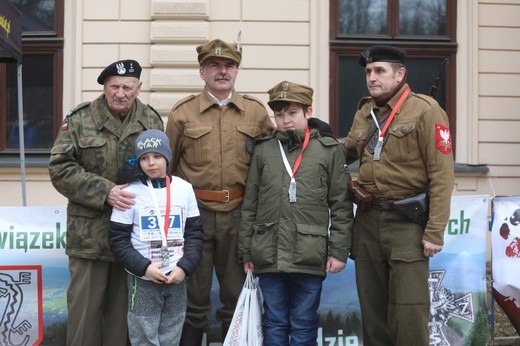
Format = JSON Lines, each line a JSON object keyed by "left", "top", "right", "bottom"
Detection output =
{"left": 267, "top": 81, "right": 314, "bottom": 109}
{"left": 197, "top": 39, "right": 242, "bottom": 66}
{"left": 359, "top": 45, "right": 406, "bottom": 67}
{"left": 97, "top": 59, "right": 142, "bottom": 84}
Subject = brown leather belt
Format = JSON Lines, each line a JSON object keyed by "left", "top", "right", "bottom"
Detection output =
{"left": 194, "top": 187, "right": 245, "bottom": 203}
{"left": 372, "top": 197, "right": 396, "bottom": 211}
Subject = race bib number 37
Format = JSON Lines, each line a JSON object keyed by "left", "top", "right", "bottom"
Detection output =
{"left": 138, "top": 206, "right": 183, "bottom": 241}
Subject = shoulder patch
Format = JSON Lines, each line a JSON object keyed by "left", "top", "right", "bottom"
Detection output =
{"left": 243, "top": 94, "right": 265, "bottom": 107}
{"left": 357, "top": 96, "right": 372, "bottom": 110}
{"left": 435, "top": 123, "right": 452, "bottom": 154}
{"left": 171, "top": 94, "right": 196, "bottom": 112}
{"left": 66, "top": 101, "right": 90, "bottom": 117}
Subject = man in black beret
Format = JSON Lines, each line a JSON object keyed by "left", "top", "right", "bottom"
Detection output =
{"left": 49, "top": 59, "right": 163, "bottom": 345}
{"left": 359, "top": 45, "right": 406, "bottom": 67}
{"left": 97, "top": 59, "right": 142, "bottom": 84}
{"left": 342, "top": 45, "right": 454, "bottom": 345}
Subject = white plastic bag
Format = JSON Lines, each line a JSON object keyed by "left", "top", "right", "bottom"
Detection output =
{"left": 247, "top": 274, "right": 263, "bottom": 345}
{"left": 223, "top": 270, "right": 264, "bottom": 346}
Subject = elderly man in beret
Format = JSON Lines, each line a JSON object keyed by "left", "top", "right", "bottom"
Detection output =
{"left": 342, "top": 45, "right": 454, "bottom": 345}
{"left": 166, "top": 36, "right": 275, "bottom": 344}
{"left": 49, "top": 59, "right": 164, "bottom": 345}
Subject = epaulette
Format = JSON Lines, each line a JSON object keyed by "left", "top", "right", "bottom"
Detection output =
{"left": 412, "top": 92, "right": 437, "bottom": 106}
{"left": 317, "top": 135, "right": 339, "bottom": 147}
{"left": 243, "top": 94, "right": 265, "bottom": 107}
{"left": 357, "top": 96, "right": 372, "bottom": 110}
{"left": 66, "top": 101, "right": 90, "bottom": 117}
{"left": 146, "top": 104, "right": 164, "bottom": 123}
{"left": 171, "top": 94, "right": 196, "bottom": 112}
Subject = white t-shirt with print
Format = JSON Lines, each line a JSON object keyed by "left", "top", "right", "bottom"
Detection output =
{"left": 111, "top": 176, "right": 199, "bottom": 279}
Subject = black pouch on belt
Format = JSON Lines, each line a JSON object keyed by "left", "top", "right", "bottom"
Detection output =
{"left": 393, "top": 192, "right": 429, "bottom": 229}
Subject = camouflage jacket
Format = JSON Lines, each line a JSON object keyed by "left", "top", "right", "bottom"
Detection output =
{"left": 48, "top": 95, "right": 164, "bottom": 261}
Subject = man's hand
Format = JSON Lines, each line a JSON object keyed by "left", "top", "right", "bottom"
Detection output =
{"left": 423, "top": 239, "right": 443, "bottom": 258}
{"left": 107, "top": 183, "right": 135, "bottom": 211}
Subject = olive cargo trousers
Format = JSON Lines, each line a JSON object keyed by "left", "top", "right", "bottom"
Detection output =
{"left": 352, "top": 206, "right": 430, "bottom": 346}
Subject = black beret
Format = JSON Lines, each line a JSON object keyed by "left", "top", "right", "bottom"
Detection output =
{"left": 97, "top": 59, "right": 142, "bottom": 84}
{"left": 359, "top": 45, "right": 406, "bottom": 67}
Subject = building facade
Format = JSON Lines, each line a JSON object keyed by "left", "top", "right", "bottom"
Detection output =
{"left": 1, "top": 0, "right": 519, "bottom": 206}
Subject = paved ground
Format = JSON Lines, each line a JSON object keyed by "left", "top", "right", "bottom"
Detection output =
{"left": 491, "top": 336, "right": 520, "bottom": 345}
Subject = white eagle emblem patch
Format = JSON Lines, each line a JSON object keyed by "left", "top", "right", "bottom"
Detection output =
{"left": 435, "top": 123, "right": 452, "bottom": 154}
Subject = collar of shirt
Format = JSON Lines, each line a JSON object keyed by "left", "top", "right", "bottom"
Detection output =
{"left": 207, "top": 91, "right": 232, "bottom": 106}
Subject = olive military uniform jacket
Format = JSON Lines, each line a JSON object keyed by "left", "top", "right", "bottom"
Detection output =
{"left": 238, "top": 128, "right": 354, "bottom": 277}
{"left": 165, "top": 88, "right": 275, "bottom": 212}
{"left": 343, "top": 83, "right": 454, "bottom": 245}
{"left": 48, "top": 95, "right": 164, "bottom": 262}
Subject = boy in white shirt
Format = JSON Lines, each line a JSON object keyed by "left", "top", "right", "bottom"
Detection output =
{"left": 109, "top": 129, "right": 203, "bottom": 345}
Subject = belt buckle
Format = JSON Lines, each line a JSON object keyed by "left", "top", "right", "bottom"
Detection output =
{"left": 222, "top": 189, "right": 230, "bottom": 203}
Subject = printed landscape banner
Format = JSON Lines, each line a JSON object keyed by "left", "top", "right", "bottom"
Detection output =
{"left": 0, "top": 206, "right": 67, "bottom": 345}
{"left": 491, "top": 196, "right": 520, "bottom": 335}
{"left": 0, "top": 197, "right": 488, "bottom": 345}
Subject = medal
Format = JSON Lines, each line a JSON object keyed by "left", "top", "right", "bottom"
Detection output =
{"left": 289, "top": 180, "right": 297, "bottom": 203}
{"left": 373, "top": 139, "right": 383, "bottom": 161}
{"left": 148, "top": 176, "right": 172, "bottom": 268}
{"left": 161, "top": 245, "right": 170, "bottom": 267}
{"left": 369, "top": 87, "right": 411, "bottom": 161}
{"left": 278, "top": 128, "right": 310, "bottom": 205}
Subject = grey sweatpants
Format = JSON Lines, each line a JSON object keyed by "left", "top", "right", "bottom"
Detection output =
{"left": 127, "top": 274, "right": 186, "bottom": 345}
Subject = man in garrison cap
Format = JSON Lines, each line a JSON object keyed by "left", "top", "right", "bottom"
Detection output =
{"left": 342, "top": 45, "right": 454, "bottom": 345}
{"left": 165, "top": 35, "right": 275, "bottom": 344}
{"left": 49, "top": 59, "right": 163, "bottom": 345}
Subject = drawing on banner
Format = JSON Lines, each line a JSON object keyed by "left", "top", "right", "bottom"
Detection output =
{"left": 428, "top": 270, "right": 474, "bottom": 346}
{"left": 492, "top": 197, "right": 520, "bottom": 334}
{"left": 0, "top": 266, "right": 43, "bottom": 346}
{"left": 499, "top": 208, "right": 520, "bottom": 258}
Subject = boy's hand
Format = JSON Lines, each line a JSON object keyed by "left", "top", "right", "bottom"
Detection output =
{"left": 145, "top": 262, "right": 168, "bottom": 284}
{"left": 243, "top": 261, "right": 255, "bottom": 273}
{"left": 326, "top": 256, "right": 346, "bottom": 273}
{"left": 165, "top": 267, "right": 186, "bottom": 284}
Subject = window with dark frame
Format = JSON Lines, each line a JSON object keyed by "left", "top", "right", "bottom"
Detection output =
{"left": 0, "top": 0, "right": 63, "bottom": 153}
{"left": 330, "top": 0, "right": 457, "bottom": 152}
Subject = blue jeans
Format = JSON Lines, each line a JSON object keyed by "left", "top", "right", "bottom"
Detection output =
{"left": 258, "top": 273, "right": 323, "bottom": 346}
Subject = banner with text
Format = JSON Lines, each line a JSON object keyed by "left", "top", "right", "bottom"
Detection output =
{"left": 0, "top": 197, "right": 488, "bottom": 345}
{"left": 0, "top": 206, "right": 67, "bottom": 345}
